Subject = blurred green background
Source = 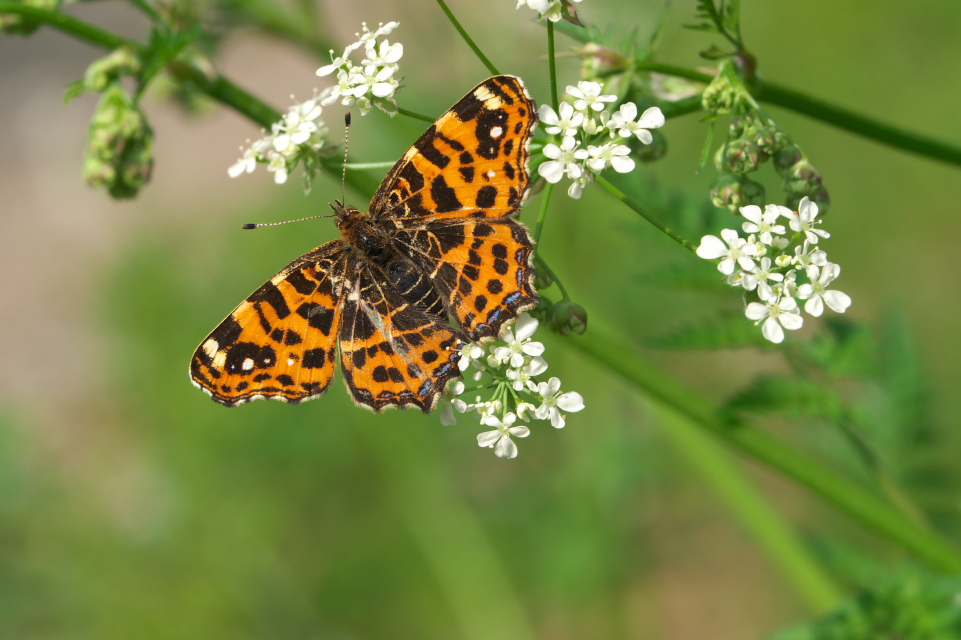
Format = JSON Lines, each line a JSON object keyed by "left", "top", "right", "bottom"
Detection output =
{"left": 2, "top": 0, "right": 961, "bottom": 638}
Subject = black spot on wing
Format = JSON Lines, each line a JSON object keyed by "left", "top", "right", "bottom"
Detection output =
{"left": 476, "top": 185, "right": 497, "bottom": 209}
{"left": 413, "top": 126, "right": 450, "bottom": 168}
{"left": 248, "top": 281, "right": 291, "bottom": 319}
{"left": 285, "top": 269, "right": 317, "bottom": 296}
{"left": 431, "top": 174, "right": 462, "bottom": 213}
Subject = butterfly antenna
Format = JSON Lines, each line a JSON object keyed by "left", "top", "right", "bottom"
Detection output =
{"left": 242, "top": 215, "right": 331, "bottom": 229}
{"left": 341, "top": 112, "right": 351, "bottom": 205}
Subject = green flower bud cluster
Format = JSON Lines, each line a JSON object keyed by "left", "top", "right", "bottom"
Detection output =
{"left": 530, "top": 295, "right": 588, "bottom": 337}
{"left": 83, "top": 84, "right": 154, "bottom": 199}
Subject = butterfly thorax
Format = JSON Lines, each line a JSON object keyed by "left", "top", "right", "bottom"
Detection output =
{"left": 334, "top": 201, "right": 448, "bottom": 318}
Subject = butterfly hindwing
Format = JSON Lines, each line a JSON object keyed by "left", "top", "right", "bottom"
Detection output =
{"left": 369, "top": 75, "right": 536, "bottom": 222}
{"left": 394, "top": 218, "right": 538, "bottom": 341}
{"left": 338, "top": 263, "right": 465, "bottom": 411}
{"left": 190, "top": 243, "right": 347, "bottom": 406}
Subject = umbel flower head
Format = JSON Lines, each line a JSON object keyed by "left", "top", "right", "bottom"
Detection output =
{"left": 696, "top": 197, "right": 851, "bottom": 344}
{"left": 440, "top": 314, "right": 585, "bottom": 459}
{"left": 227, "top": 21, "right": 405, "bottom": 186}
{"left": 537, "top": 81, "right": 665, "bottom": 199}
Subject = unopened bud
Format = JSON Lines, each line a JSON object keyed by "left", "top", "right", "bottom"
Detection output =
{"left": 534, "top": 268, "right": 554, "bottom": 290}
{"left": 579, "top": 42, "right": 630, "bottom": 78}
{"left": 710, "top": 173, "right": 765, "bottom": 211}
{"left": 529, "top": 296, "right": 555, "bottom": 324}
{"left": 547, "top": 300, "right": 588, "bottom": 336}
{"left": 721, "top": 137, "right": 761, "bottom": 174}
{"left": 781, "top": 159, "right": 822, "bottom": 197}
{"left": 84, "top": 47, "right": 141, "bottom": 93}
{"left": 773, "top": 146, "right": 803, "bottom": 177}
{"left": 83, "top": 84, "right": 154, "bottom": 199}
{"left": 701, "top": 76, "right": 736, "bottom": 115}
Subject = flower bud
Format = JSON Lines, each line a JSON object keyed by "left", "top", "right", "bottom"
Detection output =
{"left": 722, "top": 137, "right": 762, "bottom": 174}
{"left": 528, "top": 296, "right": 555, "bottom": 324}
{"left": 547, "top": 300, "right": 588, "bottom": 336}
{"left": 83, "top": 84, "right": 154, "bottom": 199}
{"left": 84, "top": 47, "right": 141, "bottom": 93}
{"left": 578, "top": 42, "right": 630, "bottom": 78}
{"left": 746, "top": 121, "right": 777, "bottom": 160}
{"left": 781, "top": 159, "right": 822, "bottom": 197}
{"left": 773, "top": 146, "right": 803, "bottom": 177}
{"left": 710, "top": 173, "right": 765, "bottom": 211}
{"left": 701, "top": 76, "right": 736, "bottom": 115}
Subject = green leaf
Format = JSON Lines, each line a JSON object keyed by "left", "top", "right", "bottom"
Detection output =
{"left": 647, "top": 312, "right": 768, "bottom": 350}
{"left": 63, "top": 79, "right": 86, "bottom": 104}
{"left": 139, "top": 25, "right": 200, "bottom": 92}
{"left": 721, "top": 0, "right": 742, "bottom": 43}
{"left": 765, "top": 575, "right": 961, "bottom": 640}
{"left": 723, "top": 374, "right": 843, "bottom": 421}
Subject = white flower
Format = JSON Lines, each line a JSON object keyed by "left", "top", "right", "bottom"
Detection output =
{"left": 791, "top": 240, "right": 828, "bottom": 273}
{"left": 538, "top": 135, "right": 587, "bottom": 183}
{"left": 506, "top": 356, "right": 548, "bottom": 391}
{"left": 740, "top": 256, "right": 783, "bottom": 301}
{"left": 745, "top": 296, "right": 804, "bottom": 344}
{"left": 516, "top": 0, "right": 580, "bottom": 22}
{"left": 456, "top": 342, "right": 485, "bottom": 372}
{"left": 362, "top": 39, "right": 403, "bottom": 67}
{"left": 348, "top": 65, "right": 397, "bottom": 99}
{"left": 477, "top": 413, "right": 530, "bottom": 459}
{"left": 266, "top": 151, "right": 288, "bottom": 184}
{"left": 567, "top": 175, "right": 588, "bottom": 199}
{"left": 492, "top": 314, "right": 544, "bottom": 367}
{"left": 438, "top": 380, "right": 468, "bottom": 426}
{"left": 538, "top": 102, "right": 584, "bottom": 137}
{"left": 741, "top": 204, "right": 787, "bottom": 245}
{"left": 585, "top": 143, "right": 635, "bottom": 173}
{"left": 797, "top": 263, "right": 852, "bottom": 316}
{"left": 696, "top": 229, "right": 758, "bottom": 275}
{"left": 534, "top": 377, "right": 585, "bottom": 428}
{"left": 228, "top": 145, "right": 259, "bottom": 178}
{"left": 785, "top": 197, "right": 830, "bottom": 244}
{"left": 567, "top": 81, "right": 617, "bottom": 112}
{"left": 608, "top": 103, "right": 665, "bottom": 144}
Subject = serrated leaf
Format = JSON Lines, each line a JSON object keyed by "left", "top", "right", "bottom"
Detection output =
{"left": 647, "top": 312, "right": 767, "bottom": 350}
{"left": 682, "top": 23, "right": 719, "bottom": 32}
{"left": 636, "top": 263, "right": 730, "bottom": 293}
{"left": 140, "top": 26, "right": 200, "bottom": 91}
{"left": 721, "top": 0, "right": 742, "bottom": 42}
{"left": 723, "top": 374, "right": 843, "bottom": 420}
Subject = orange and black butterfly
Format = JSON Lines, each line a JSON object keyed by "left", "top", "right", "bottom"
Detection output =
{"left": 190, "top": 76, "right": 539, "bottom": 412}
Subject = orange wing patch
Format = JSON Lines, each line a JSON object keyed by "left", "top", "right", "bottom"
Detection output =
{"left": 190, "top": 244, "right": 346, "bottom": 406}
{"left": 370, "top": 76, "right": 536, "bottom": 222}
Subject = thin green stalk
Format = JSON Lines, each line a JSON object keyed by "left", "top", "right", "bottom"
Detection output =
{"left": 533, "top": 181, "right": 554, "bottom": 244}
{"left": 434, "top": 0, "right": 499, "bottom": 76}
{"left": 397, "top": 107, "right": 436, "bottom": 124}
{"left": 571, "top": 328, "right": 961, "bottom": 574}
{"left": 653, "top": 405, "right": 843, "bottom": 613}
{"left": 595, "top": 175, "right": 697, "bottom": 252}
{"left": 546, "top": 21, "right": 558, "bottom": 111}
{"left": 127, "top": 0, "right": 163, "bottom": 24}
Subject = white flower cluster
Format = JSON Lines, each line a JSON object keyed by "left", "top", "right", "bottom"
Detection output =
{"left": 696, "top": 197, "right": 852, "bottom": 343}
{"left": 515, "top": 0, "right": 582, "bottom": 22}
{"left": 227, "top": 96, "right": 329, "bottom": 184}
{"left": 440, "top": 313, "right": 585, "bottom": 459}
{"left": 537, "top": 81, "right": 665, "bottom": 198}
{"left": 316, "top": 21, "right": 403, "bottom": 116}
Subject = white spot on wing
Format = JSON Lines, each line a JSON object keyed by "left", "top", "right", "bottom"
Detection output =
{"left": 202, "top": 339, "right": 219, "bottom": 358}
{"left": 242, "top": 358, "right": 255, "bottom": 371}
{"left": 490, "top": 126, "right": 503, "bottom": 138}
{"left": 486, "top": 170, "right": 496, "bottom": 178}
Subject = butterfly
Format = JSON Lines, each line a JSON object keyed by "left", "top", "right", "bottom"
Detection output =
{"left": 190, "top": 75, "right": 540, "bottom": 412}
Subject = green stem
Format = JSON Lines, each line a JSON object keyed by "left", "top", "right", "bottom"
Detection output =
{"left": 595, "top": 175, "right": 697, "bottom": 253}
{"left": 553, "top": 20, "right": 961, "bottom": 168}
{"left": 434, "top": 0, "right": 499, "bottom": 76}
{"left": 546, "top": 21, "right": 558, "bottom": 111}
{"left": 572, "top": 329, "right": 961, "bottom": 574}
{"left": 0, "top": 2, "right": 139, "bottom": 49}
{"left": 397, "top": 107, "right": 436, "bottom": 124}
{"left": 754, "top": 80, "right": 961, "bottom": 167}
{"left": 653, "top": 406, "right": 843, "bottom": 613}
{"left": 127, "top": 0, "right": 163, "bottom": 24}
